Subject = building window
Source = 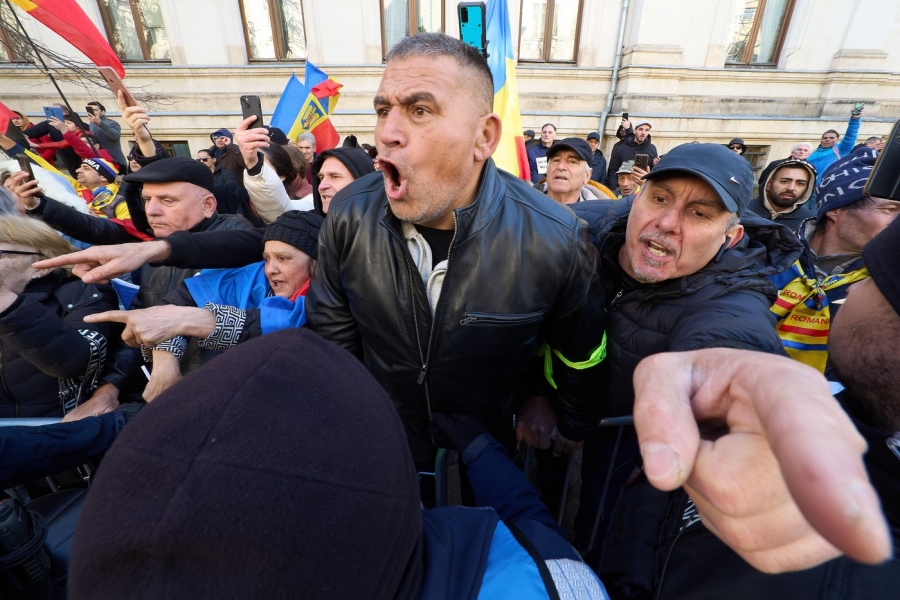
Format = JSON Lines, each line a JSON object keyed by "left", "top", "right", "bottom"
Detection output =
{"left": 743, "top": 144, "right": 770, "bottom": 194}
{"left": 518, "top": 0, "right": 582, "bottom": 63}
{"left": 725, "top": 0, "right": 794, "bottom": 66}
{"left": 97, "top": 0, "right": 170, "bottom": 61}
{"left": 157, "top": 140, "right": 191, "bottom": 158}
{"left": 0, "top": 2, "right": 30, "bottom": 62}
{"left": 381, "top": 0, "right": 444, "bottom": 58}
{"left": 239, "top": 0, "right": 307, "bottom": 61}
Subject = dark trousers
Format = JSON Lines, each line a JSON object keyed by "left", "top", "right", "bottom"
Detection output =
{"left": 574, "top": 425, "right": 641, "bottom": 552}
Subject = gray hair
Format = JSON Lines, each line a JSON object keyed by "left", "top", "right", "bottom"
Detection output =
{"left": 791, "top": 142, "right": 813, "bottom": 152}
{"left": 296, "top": 132, "right": 316, "bottom": 149}
{"left": 0, "top": 185, "right": 19, "bottom": 216}
{"left": 386, "top": 33, "right": 494, "bottom": 112}
{"left": 726, "top": 213, "right": 740, "bottom": 231}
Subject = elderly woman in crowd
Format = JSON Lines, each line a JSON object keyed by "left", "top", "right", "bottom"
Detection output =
{"left": 86, "top": 211, "right": 322, "bottom": 400}
{"left": 0, "top": 215, "right": 121, "bottom": 417}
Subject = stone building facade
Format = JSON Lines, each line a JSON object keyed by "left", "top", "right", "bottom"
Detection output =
{"left": 2, "top": 0, "right": 899, "bottom": 175}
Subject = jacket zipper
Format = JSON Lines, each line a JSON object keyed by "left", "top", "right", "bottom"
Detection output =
{"left": 459, "top": 311, "right": 545, "bottom": 326}
{"left": 417, "top": 212, "right": 460, "bottom": 421}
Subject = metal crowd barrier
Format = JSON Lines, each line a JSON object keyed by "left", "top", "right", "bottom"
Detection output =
{"left": 429, "top": 414, "right": 635, "bottom": 545}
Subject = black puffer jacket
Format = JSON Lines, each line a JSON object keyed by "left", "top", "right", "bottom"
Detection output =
{"left": 572, "top": 199, "right": 802, "bottom": 416}
{"left": 307, "top": 159, "right": 607, "bottom": 448}
{"left": 0, "top": 271, "right": 121, "bottom": 418}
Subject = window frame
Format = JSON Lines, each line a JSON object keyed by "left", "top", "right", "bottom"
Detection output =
{"left": 379, "top": 0, "right": 446, "bottom": 61}
{"left": 238, "top": 0, "right": 308, "bottom": 62}
{"left": 517, "top": 0, "right": 584, "bottom": 64}
{"left": 725, "top": 0, "right": 795, "bottom": 67}
{"left": 96, "top": 0, "right": 170, "bottom": 63}
{"left": 0, "top": 4, "right": 29, "bottom": 62}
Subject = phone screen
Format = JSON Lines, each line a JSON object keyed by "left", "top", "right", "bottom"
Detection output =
{"left": 864, "top": 119, "right": 900, "bottom": 200}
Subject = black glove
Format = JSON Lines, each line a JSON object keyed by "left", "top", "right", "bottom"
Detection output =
{"left": 114, "top": 400, "right": 146, "bottom": 426}
{"left": 430, "top": 412, "right": 489, "bottom": 454}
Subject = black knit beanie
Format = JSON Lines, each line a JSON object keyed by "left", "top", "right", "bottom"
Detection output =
{"left": 311, "top": 147, "right": 376, "bottom": 216}
{"left": 68, "top": 328, "right": 422, "bottom": 599}
{"left": 262, "top": 210, "right": 323, "bottom": 259}
{"left": 863, "top": 213, "right": 900, "bottom": 318}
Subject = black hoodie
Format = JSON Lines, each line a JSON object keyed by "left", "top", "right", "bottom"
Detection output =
{"left": 310, "top": 147, "right": 376, "bottom": 216}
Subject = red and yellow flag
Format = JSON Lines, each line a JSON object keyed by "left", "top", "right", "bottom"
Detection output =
{"left": 271, "top": 74, "right": 340, "bottom": 152}
{"left": 10, "top": 0, "right": 125, "bottom": 78}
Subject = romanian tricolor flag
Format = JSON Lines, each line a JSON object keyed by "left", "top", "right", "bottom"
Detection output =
{"left": 485, "top": 0, "right": 528, "bottom": 179}
{"left": 305, "top": 61, "right": 342, "bottom": 115}
{"left": 270, "top": 74, "right": 340, "bottom": 152}
{"left": 10, "top": 0, "right": 125, "bottom": 78}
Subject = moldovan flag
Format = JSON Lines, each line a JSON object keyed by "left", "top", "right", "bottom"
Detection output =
{"left": 485, "top": 0, "right": 528, "bottom": 179}
{"left": 305, "top": 61, "right": 342, "bottom": 115}
{"left": 271, "top": 74, "right": 340, "bottom": 152}
{"left": 9, "top": 0, "right": 125, "bottom": 78}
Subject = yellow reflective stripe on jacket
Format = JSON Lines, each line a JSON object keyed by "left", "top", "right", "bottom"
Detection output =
{"left": 540, "top": 333, "right": 608, "bottom": 390}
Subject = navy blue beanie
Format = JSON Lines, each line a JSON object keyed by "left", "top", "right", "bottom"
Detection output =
{"left": 815, "top": 147, "right": 879, "bottom": 223}
{"left": 210, "top": 128, "right": 233, "bottom": 143}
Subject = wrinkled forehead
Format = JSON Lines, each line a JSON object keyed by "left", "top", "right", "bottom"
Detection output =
{"left": 142, "top": 181, "right": 207, "bottom": 201}
{"left": 644, "top": 173, "right": 726, "bottom": 210}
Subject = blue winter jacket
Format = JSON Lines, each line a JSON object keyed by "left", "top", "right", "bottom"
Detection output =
{"left": 807, "top": 116, "right": 861, "bottom": 184}
{"left": 418, "top": 434, "right": 609, "bottom": 599}
{"left": 527, "top": 143, "right": 551, "bottom": 183}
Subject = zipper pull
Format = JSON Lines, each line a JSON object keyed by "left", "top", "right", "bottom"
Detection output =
{"left": 459, "top": 316, "right": 476, "bottom": 325}
{"left": 606, "top": 289, "right": 624, "bottom": 312}
{"left": 417, "top": 364, "right": 428, "bottom": 385}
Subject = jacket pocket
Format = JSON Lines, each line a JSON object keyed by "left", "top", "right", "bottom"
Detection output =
{"left": 459, "top": 311, "right": 544, "bottom": 326}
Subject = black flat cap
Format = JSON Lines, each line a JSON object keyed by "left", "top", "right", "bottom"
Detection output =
{"left": 123, "top": 156, "right": 215, "bottom": 193}
{"left": 547, "top": 137, "right": 593, "bottom": 164}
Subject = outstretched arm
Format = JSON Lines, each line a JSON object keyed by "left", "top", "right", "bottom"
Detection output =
{"left": 633, "top": 348, "right": 890, "bottom": 573}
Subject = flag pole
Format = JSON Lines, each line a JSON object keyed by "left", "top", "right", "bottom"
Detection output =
{"left": 5, "top": 0, "right": 76, "bottom": 114}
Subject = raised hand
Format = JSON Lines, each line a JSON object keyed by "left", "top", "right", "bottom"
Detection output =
{"left": 234, "top": 116, "right": 270, "bottom": 170}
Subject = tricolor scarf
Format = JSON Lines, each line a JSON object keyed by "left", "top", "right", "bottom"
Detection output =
{"left": 770, "top": 259, "right": 869, "bottom": 372}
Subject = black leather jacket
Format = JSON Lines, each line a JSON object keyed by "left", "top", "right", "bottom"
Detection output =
{"left": 307, "top": 160, "right": 607, "bottom": 446}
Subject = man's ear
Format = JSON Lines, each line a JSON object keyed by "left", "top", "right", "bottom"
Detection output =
{"left": 474, "top": 113, "right": 502, "bottom": 163}
{"left": 202, "top": 193, "right": 217, "bottom": 217}
{"left": 726, "top": 224, "right": 744, "bottom": 248}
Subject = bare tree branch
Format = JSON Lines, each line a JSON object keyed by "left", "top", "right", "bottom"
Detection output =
{"left": 0, "top": 13, "right": 177, "bottom": 110}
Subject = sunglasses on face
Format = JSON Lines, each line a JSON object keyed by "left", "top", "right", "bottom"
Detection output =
{"left": 728, "top": 146, "right": 742, "bottom": 150}
{"left": 197, "top": 157, "right": 211, "bottom": 162}
{"left": 0, "top": 250, "right": 42, "bottom": 258}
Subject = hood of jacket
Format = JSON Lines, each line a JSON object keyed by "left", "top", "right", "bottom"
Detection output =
{"left": 572, "top": 199, "right": 802, "bottom": 303}
{"left": 311, "top": 147, "right": 376, "bottom": 216}
{"left": 755, "top": 159, "right": 817, "bottom": 218}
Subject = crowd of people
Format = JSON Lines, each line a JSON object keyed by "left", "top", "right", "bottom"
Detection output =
{"left": 0, "top": 32, "right": 898, "bottom": 599}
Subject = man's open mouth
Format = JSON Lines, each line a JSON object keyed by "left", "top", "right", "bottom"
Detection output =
{"left": 379, "top": 158, "right": 407, "bottom": 201}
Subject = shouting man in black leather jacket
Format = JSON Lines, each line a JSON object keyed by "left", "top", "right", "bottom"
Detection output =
{"left": 307, "top": 33, "right": 607, "bottom": 471}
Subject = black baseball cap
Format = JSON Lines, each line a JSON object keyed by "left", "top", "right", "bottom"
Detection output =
{"left": 586, "top": 132, "right": 600, "bottom": 141}
{"left": 523, "top": 129, "right": 535, "bottom": 137}
{"left": 546, "top": 137, "right": 593, "bottom": 164}
{"left": 642, "top": 143, "right": 752, "bottom": 215}
{"left": 123, "top": 156, "right": 215, "bottom": 194}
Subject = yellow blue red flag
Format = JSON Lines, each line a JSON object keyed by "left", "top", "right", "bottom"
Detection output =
{"left": 305, "top": 61, "right": 342, "bottom": 115}
{"left": 271, "top": 74, "right": 340, "bottom": 152}
{"left": 486, "top": 0, "right": 528, "bottom": 179}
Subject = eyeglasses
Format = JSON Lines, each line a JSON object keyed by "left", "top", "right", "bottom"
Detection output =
{"left": 0, "top": 250, "right": 42, "bottom": 258}
{"left": 728, "top": 146, "right": 742, "bottom": 150}
{"left": 196, "top": 158, "right": 211, "bottom": 162}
